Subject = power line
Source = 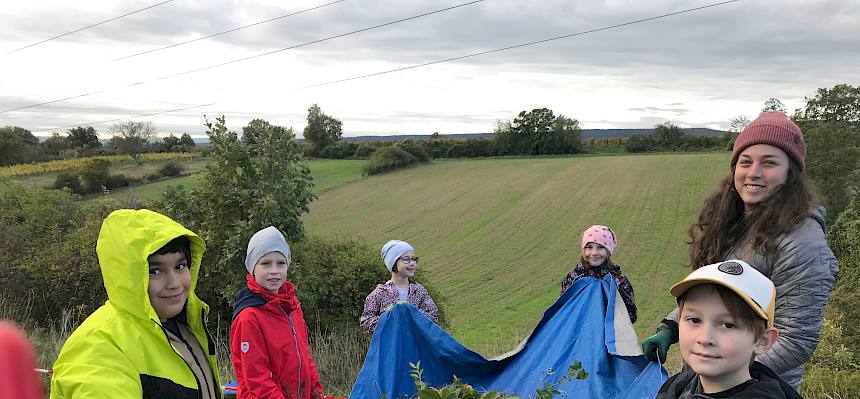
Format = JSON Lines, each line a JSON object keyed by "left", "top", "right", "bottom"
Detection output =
{"left": 153, "top": 0, "right": 485, "bottom": 81}
{"left": 112, "top": 0, "right": 348, "bottom": 62}
{"left": 22, "top": 0, "right": 738, "bottom": 132}
{"left": 0, "top": 0, "right": 485, "bottom": 115}
{"left": 5, "top": 0, "right": 175, "bottom": 55}
{"left": 305, "top": 0, "right": 740, "bottom": 88}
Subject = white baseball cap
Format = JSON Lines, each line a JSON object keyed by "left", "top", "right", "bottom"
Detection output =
{"left": 669, "top": 260, "right": 775, "bottom": 328}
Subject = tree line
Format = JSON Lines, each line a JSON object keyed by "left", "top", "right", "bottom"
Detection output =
{"left": 0, "top": 122, "right": 197, "bottom": 167}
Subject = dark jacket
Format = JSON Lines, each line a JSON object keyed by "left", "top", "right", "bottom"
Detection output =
{"left": 657, "top": 361, "right": 802, "bottom": 399}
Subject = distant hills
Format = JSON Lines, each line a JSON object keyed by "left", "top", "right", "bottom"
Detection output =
{"left": 339, "top": 128, "right": 723, "bottom": 142}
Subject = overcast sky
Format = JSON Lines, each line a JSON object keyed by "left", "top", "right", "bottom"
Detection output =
{"left": 1, "top": 0, "right": 858, "bottom": 138}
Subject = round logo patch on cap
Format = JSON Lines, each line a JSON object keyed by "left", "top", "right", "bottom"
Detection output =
{"left": 718, "top": 261, "right": 743, "bottom": 275}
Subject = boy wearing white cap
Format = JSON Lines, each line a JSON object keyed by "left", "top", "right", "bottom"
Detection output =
{"left": 359, "top": 240, "right": 439, "bottom": 332}
{"left": 656, "top": 260, "right": 802, "bottom": 399}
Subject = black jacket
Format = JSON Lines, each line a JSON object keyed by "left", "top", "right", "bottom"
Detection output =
{"left": 656, "top": 361, "right": 803, "bottom": 399}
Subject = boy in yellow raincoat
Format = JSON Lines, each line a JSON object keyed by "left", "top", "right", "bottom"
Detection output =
{"left": 51, "top": 209, "right": 221, "bottom": 398}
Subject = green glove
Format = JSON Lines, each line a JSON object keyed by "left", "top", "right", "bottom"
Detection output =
{"left": 385, "top": 301, "right": 410, "bottom": 312}
{"left": 642, "top": 321, "right": 678, "bottom": 363}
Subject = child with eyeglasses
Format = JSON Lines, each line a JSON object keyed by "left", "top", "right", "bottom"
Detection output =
{"left": 560, "top": 225, "right": 637, "bottom": 323}
{"left": 359, "top": 240, "right": 439, "bottom": 332}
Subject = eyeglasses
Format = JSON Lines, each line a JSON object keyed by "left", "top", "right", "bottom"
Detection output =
{"left": 399, "top": 256, "right": 419, "bottom": 263}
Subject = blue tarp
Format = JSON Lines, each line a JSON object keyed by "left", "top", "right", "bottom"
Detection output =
{"left": 350, "top": 275, "right": 667, "bottom": 398}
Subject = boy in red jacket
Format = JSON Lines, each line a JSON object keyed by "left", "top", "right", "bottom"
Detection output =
{"left": 230, "top": 226, "right": 322, "bottom": 399}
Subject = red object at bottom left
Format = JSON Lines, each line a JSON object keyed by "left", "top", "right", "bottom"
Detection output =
{"left": 0, "top": 321, "right": 44, "bottom": 399}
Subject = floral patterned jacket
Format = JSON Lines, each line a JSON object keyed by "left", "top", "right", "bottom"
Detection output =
{"left": 360, "top": 281, "right": 439, "bottom": 333}
{"left": 560, "top": 261, "right": 637, "bottom": 323}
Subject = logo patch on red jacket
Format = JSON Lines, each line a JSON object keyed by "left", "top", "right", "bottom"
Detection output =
{"left": 241, "top": 341, "right": 249, "bottom": 353}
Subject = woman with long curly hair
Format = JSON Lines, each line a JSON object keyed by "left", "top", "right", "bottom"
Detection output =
{"left": 641, "top": 112, "right": 838, "bottom": 389}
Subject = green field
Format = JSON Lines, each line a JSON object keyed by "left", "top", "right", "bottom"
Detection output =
{"left": 304, "top": 153, "right": 729, "bottom": 354}
{"left": 12, "top": 158, "right": 368, "bottom": 202}
{"left": 100, "top": 159, "right": 366, "bottom": 201}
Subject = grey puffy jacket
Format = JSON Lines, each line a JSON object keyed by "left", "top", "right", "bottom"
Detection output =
{"left": 665, "top": 206, "right": 838, "bottom": 388}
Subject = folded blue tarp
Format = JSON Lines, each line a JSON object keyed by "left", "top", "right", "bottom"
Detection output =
{"left": 350, "top": 275, "right": 667, "bottom": 398}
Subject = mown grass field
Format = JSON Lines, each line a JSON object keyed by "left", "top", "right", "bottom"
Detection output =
{"left": 98, "top": 158, "right": 366, "bottom": 201}
{"left": 304, "top": 153, "right": 728, "bottom": 356}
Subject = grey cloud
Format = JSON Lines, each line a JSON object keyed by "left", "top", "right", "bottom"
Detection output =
{"left": 628, "top": 106, "right": 690, "bottom": 115}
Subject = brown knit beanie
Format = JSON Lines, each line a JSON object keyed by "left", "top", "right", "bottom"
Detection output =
{"left": 731, "top": 112, "right": 805, "bottom": 171}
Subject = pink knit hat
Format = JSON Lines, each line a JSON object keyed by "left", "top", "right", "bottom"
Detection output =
{"left": 731, "top": 112, "right": 806, "bottom": 171}
{"left": 580, "top": 225, "right": 617, "bottom": 254}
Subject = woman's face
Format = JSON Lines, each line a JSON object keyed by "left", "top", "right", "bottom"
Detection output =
{"left": 583, "top": 243, "right": 609, "bottom": 267}
{"left": 733, "top": 144, "right": 790, "bottom": 210}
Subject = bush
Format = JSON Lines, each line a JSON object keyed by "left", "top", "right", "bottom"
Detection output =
{"left": 317, "top": 141, "right": 357, "bottom": 159}
{"left": 106, "top": 173, "right": 131, "bottom": 190}
{"left": 446, "top": 138, "right": 496, "bottom": 158}
{"left": 52, "top": 172, "right": 84, "bottom": 194}
{"left": 78, "top": 158, "right": 111, "bottom": 192}
{"left": 0, "top": 182, "right": 148, "bottom": 325}
{"left": 826, "top": 198, "right": 860, "bottom": 360}
{"left": 363, "top": 146, "right": 418, "bottom": 175}
{"left": 159, "top": 160, "right": 186, "bottom": 177}
{"left": 624, "top": 135, "right": 655, "bottom": 153}
{"left": 353, "top": 144, "right": 377, "bottom": 158}
{"left": 396, "top": 140, "right": 430, "bottom": 162}
{"left": 289, "top": 235, "right": 389, "bottom": 330}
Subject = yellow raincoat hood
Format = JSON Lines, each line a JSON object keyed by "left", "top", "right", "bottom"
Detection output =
{"left": 96, "top": 208, "right": 207, "bottom": 322}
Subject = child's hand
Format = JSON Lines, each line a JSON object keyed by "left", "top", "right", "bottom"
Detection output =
{"left": 642, "top": 323, "right": 678, "bottom": 363}
{"left": 385, "top": 301, "right": 409, "bottom": 312}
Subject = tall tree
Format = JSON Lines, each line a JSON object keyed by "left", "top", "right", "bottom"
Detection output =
{"left": 242, "top": 118, "right": 274, "bottom": 146}
{"left": 794, "top": 84, "right": 860, "bottom": 221}
{"left": 41, "top": 132, "right": 70, "bottom": 156}
{"left": 159, "top": 116, "right": 315, "bottom": 317}
{"left": 110, "top": 121, "right": 155, "bottom": 163}
{"left": 729, "top": 115, "right": 751, "bottom": 133}
{"left": 762, "top": 97, "right": 786, "bottom": 113}
{"left": 795, "top": 83, "right": 860, "bottom": 126}
{"left": 303, "top": 104, "right": 343, "bottom": 154}
{"left": 178, "top": 133, "right": 196, "bottom": 148}
{"left": 722, "top": 115, "right": 752, "bottom": 150}
{"left": 653, "top": 122, "right": 684, "bottom": 150}
{"left": 162, "top": 134, "right": 180, "bottom": 152}
{"left": 0, "top": 126, "right": 39, "bottom": 166}
{"left": 67, "top": 126, "right": 101, "bottom": 149}
{"left": 495, "top": 108, "right": 581, "bottom": 155}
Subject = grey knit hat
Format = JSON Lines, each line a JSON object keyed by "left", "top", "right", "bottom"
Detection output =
{"left": 245, "top": 226, "right": 291, "bottom": 274}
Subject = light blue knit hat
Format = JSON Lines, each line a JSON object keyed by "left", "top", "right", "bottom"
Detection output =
{"left": 381, "top": 240, "right": 413, "bottom": 272}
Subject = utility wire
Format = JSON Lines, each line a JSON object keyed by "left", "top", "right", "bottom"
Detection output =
{"left": 152, "top": 0, "right": 485, "bottom": 81}
{"left": 112, "top": 0, "right": 348, "bottom": 62}
{"left": 6, "top": 0, "right": 175, "bottom": 55}
{"left": 305, "top": 0, "right": 740, "bottom": 88}
{"left": 0, "top": 0, "right": 485, "bottom": 115}
{"left": 23, "top": 0, "right": 738, "bottom": 132}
